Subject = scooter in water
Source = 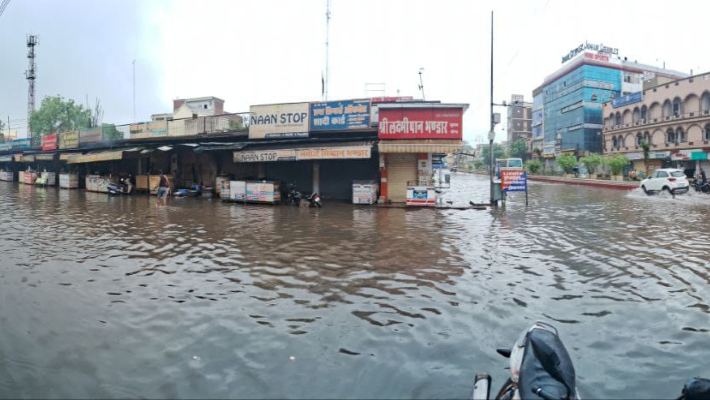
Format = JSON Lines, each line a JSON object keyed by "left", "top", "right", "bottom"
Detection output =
{"left": 107, "top": 177, "right": 134, "bottom": 195}
{"left": 285, "top": 187, "right": 322, "bottom": 208}
{"left": 692, "top": 180, "right": 710, "bottom": 194}
{"left": 472, "top": 321, "right": 579, "bottom": 400}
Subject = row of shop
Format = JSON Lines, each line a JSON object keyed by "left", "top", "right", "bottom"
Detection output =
{"left": 626, "top": 148, "right": 710, "bottom": 174}
{"left": 0, "top": 100, "right": 468, "bottom": 205}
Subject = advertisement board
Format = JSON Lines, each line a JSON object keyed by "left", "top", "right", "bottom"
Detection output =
{"left": 0, "top": 143, "right": 11, "bottom": 152}
{"left": 310, "top": 99, "right": 370, "bottom": 131}
{"left": 59, "top": 173, "right": 79, "bottom": 189}
{"left": 80, "top": 128, "right": 102, "bottom": 144}
{"left": 245, "top": 181, "right": 280, "bottom": 203}
{"left": 10, "top": 138, "right": 31, "bottom": 150}
{"left": 229, "top": 180, "right": 246, "bottom": 201}
{"left": 59, "top": 131, "right": 79, "bottom": 149}
{"left": 378, "top": 107, "right": 463, "bottom": 140}
{"left": 42, "top": 134, "right": 58, "bottom": 151}
{"left": 249, "top": 103, "right": 309, "bottom": 139}
{"left": 501, "top": 169, "right": 527, "bottom": 192}
{"left": 612, "top": 92, "right": 643, "bottom": 108}
{"left": 671, "top": 150, "right": 707, "bottom": 161}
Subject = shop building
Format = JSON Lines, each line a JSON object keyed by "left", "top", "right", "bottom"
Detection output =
{"left": 603, "top": 72, "right": 710, "bottom": 174}
{"left": 534, "top": 42, "right": 687, "bottom": 159}
{"left": 377, "top": 103, "right": 467, "bottom": 203}
{"left": 506, "top": 94, "right": 532, "bottom": 145}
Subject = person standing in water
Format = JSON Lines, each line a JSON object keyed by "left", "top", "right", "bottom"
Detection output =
{"left": 156, "top": 171, "right": 171, "bottom": 206}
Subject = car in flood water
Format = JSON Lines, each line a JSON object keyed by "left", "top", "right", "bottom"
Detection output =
{"left": 639, "top": 168, "right": 690, "bottom": 196}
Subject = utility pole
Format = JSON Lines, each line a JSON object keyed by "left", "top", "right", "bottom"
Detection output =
{"left": 418, "top": 68, "right": 426, "bottom": 100}
{"left": 132, "top": 59, "right": 136, "bottom": 122}
{"left": 25, "top": 34, "right": 38, "bottom": 138}
{"left": 323, "top": 0, "right": 331, "bottom": 101}
{"left": 489, "top": 11, "right": 495, "bottom": 203}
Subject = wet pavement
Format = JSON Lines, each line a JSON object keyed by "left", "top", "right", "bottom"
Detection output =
{"left": 0, "top": 174, "right": 708, "bottom": 399}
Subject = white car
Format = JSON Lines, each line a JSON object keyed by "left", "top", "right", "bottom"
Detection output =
{"left": 640, "top": 168, "right": 690, "bottom": 195}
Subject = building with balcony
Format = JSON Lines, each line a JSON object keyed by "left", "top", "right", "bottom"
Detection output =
{"left": 603, "top": 72, "right": 710, "bottom": 174}
{"left": 534, "top": 45, "right": 687, "bottom": 160}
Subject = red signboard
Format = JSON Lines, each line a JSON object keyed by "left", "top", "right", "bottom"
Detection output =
{"left": 378, "top": 107, "right": 463, "bottom": 140}
{"left": 41, "top": 134, "right": 58, "bottom": 151}
{"left": 583, "top": 52, "right": 609, "bottom": 62}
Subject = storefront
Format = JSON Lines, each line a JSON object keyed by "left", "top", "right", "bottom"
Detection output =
{"left": 376, "top": 103, "right": 467, "bottom": 204}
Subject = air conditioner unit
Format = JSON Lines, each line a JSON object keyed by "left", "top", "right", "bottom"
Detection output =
{"left": 704, "top": 110, "right": 710, "bottom": 115}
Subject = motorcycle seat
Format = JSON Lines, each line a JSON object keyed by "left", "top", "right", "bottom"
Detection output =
{"left": 519, "top": 328, "right": 576, "bottom": 400}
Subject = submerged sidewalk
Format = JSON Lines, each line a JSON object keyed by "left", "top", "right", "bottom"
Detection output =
{"left": 529, "top": 175, "right": 638, "bottom": 190}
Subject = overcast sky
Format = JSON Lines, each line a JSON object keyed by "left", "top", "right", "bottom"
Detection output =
{"left": 1, "top": 0, "right": 708, "bottom": 143}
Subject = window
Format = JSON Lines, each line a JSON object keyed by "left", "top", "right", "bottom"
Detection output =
{"left": 670, "top": 171, "right": 685, "bottom": 178}
{"left": 644, "top": 132, "right": 651, "bottom": 144}
{"left": 702, "top": 92, "right": 710, "bottom": 112}
{"left": 676, "top": 128, "right": 685, "bottom": 143}
{"left": 651, "top": 171, "right": 660, "bottom": 179}
{"left": 203, "top": 104, "right": 208, "bottom": 109}
{"left": 705, "top": 124, "right": 710, "bottom": 141}
{"left": 673, "top": 98, "right": 682, "bottom": 116}
{"left": 636, "top": 133, "right": 643, "bottom": 146}
{"left": 658, "top": 171, "right": 669, "bottom": 178}
{"left": 666, "top": 129, "right": 675, "bottom": 143}
{"left": 612, "top": 137, "right": 618, "bottom": 148}
{"left": 641, "top": 105, "right": 648, "bottom": 121}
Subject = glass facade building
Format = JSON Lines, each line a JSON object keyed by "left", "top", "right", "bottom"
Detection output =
{"left": 536, "top": 64, "right": 620, "bottom": 155}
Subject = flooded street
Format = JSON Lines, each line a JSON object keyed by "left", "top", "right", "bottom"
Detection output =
{"left": 0, "top": 173, "right": 708, "bottom": 399}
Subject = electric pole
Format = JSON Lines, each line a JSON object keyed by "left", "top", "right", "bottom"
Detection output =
{"left": 323, "top": 0, "right": 331, "bottom": 101}
{"left": 25, "top": 34, "right": 38, "bottom": 138}
{"left": 418, "top": 68, "right": 426, "bottom": 100}
{"left": 489, "top": 11, "right": 495, "bottom": 203}
{"left": 133, "top": 59, "right": 136, "bottom": 122}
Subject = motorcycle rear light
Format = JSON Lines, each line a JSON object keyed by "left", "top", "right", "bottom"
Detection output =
{"left": 668, "top": 178, "right": 677, "bottom": 182}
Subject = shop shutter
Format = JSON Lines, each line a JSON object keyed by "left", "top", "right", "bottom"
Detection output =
{"left": 387, "top": 153, "right": 417, "bottom": 202}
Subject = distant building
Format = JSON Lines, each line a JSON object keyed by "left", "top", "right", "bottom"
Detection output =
{"left": 150, "top": 113, "right": 173, "bottom": 122}
{"left": 172, "top": 96, "right": 225, "bottom": 119}
{"left": 506, "top": 94, "right": 532, "bottom": 145}
{"left": 603, "top": 72, "right": 710, "bottom": 175}
{"left": 534, "top": 43, "right": 688, "bottom": 159}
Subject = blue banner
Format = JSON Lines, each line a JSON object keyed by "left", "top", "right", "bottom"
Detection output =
{"left": 612, "top": 92, "right": 642, "bottom": 108}
{"left": 310, "top": 99, "right": 370, "bottom": 131}
{"left": 10, "top": 138, "right": 31, "bottom": 150}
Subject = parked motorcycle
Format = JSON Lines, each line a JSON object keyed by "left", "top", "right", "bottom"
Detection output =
{"left": 472, "top": 321, "right": 579, "bottom": 400}
{"left": 175, "top": 184, "right": 203, "bottom": 198}
{"left": 285, "top": 186, "right": 321, "bottom": 208}
{"left": 107, "top": 177, "right": 134, "bottom": 195}
{"left": 692, "top": 179, "right": 710, "bottom": 194}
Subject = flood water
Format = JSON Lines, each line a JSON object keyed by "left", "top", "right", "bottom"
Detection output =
{"left": 0, "top": 174, "right": 708, "bottom": 399}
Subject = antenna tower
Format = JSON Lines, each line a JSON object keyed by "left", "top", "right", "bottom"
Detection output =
{"left": 25, "top": 34, "right": 39, "bottom": 136}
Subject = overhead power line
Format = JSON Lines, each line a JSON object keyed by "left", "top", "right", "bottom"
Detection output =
{"left": 0, "top": 0, "right": 12, "bottom": 19}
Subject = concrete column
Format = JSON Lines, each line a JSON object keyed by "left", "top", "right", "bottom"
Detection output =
{"left": 313, "top": 162, "right": 320, "bottom": 194}
{"left": 379, "top": 154, "right": 387, "bottom": 203}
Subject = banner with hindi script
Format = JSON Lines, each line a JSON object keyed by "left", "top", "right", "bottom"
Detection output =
{"left": 378, "top": 107, "right": 463, "bottom": 140}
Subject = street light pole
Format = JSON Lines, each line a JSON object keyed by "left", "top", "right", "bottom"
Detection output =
{"left": 489, "top": 10, "right": 495, "bottom": 203}
{"left": 418, "top": 68, "right": 426, "bottom": 100}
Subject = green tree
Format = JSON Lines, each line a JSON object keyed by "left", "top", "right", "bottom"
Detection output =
{"left": 472, "top": 159, "right": 484, "bottom": 170}
{"left": 533, "top": 147, "right": 542, "bottom": 157}
{"left": 101, "top": 124, "right": 124, "bottom": 141}
{"left": 579, "top": 153, "right": 602, "bottom": 176}
{"left": 509, "top": 138, "right": 527, "bottom": 160}
{"left": 525, "top": 159, "right": 542, "bottom": 174}
{"left": 605, "top": 154, "right": 630, "bottom": 176}
{"left": 481, "top": 143, "right": 506, "bottom": 167}
{"left": 556, "top": 154, "right": 578, "bottom": 174}
{"left": 29, "top": 95, "right": 91, "bottom": 138}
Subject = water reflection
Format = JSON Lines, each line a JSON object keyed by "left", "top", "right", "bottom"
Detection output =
{"left": 0, "top": 176, "right": 708, "bottom": 398}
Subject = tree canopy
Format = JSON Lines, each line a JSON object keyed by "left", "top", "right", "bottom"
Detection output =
{"left": 29, "top": 96, "right": 91, "bottom": 138}
{"left": 509, "top": 138, "right": 527, "bottom": 160}
{"left": 481, "top": 143, "right": 506, "bottom": 166}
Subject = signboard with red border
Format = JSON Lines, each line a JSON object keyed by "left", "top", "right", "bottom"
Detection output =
{"left": 501, "top": 169, "right": 527, "bottom": 192}
{"left": 378, "top": 107, "right": 463, "bottom": 140}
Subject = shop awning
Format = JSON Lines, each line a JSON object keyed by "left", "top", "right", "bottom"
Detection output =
{"left": 193, "top": 142, "right": 249, "bottom": 153}
{"left": 378, "top": 140, "right": 463, "bottom": 154}
{"left": 0, "top": 156, "right": 12, "bottom": 162}
{"left": 35, "top": 153, "right": 56, "bottom": 161}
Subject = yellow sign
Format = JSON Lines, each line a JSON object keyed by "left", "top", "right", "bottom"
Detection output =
{"left": 67, "top": 151, "right": 123, "bottom": 164}
{"left": 59, "top": 131, "right": 79, "bottom": 149}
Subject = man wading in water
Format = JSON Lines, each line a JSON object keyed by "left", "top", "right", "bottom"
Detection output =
{"left": 156, "top": 171, "right": 171, "bottom": 206}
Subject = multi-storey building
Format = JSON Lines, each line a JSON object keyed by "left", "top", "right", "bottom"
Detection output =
{"left": 506, "top": 94, "right": 532, "bottom": 145}
{"left": 603, "top": 72, "right": 710, "bottom": 175}
{"left": 533, "top": 43, "right": 687, "bottom": 160}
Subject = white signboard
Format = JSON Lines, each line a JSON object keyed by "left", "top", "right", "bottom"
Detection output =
{"left": 249, "top": 103, "right": 310, "bottom": 139}
{"left": 234, "top": 150, "right": 297, "bottom": 163}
